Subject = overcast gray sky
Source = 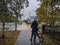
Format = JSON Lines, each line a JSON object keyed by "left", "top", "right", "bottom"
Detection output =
{"left": 21, "top": 0, "right": 40, "bottom": 20}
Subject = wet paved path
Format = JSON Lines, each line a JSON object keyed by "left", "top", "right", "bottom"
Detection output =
{"left": 16, "top": 30, "right": 41, "bottom": 45}
{"left": 16, "top": 30, "right": 31, "bottom": 45}
{"left": 16, "top": 23, "right": 41, "bottom": 45}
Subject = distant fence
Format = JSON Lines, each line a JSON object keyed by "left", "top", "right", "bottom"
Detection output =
{"left": 42, "top": 25, "right": 60, "bottom": 34}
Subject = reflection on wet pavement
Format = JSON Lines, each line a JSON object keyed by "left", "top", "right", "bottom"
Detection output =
{"left": 30, "top": 41, "right": 42, "bottom": 45}
{"left": 16, "top": 29, "right": 42, "bottom": 45}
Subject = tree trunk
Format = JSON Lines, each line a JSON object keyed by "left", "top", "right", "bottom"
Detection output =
{"left": 1, "top": 22, "right": 5, "bottom": 39}
{"left": 15, "top": 22, "right": 17, "bottom": 31}
{"left": 15, "top": 15, "right": 18, "bottom": 31}
{"left": 2, "top": 22, "right": 5, "bottom": 35}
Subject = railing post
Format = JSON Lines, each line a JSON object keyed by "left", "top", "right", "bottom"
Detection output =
{"left": 42, "top": 24, "right": 46, "bottom": 34}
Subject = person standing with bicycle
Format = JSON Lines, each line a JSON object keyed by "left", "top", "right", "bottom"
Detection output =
{"left": 30, "top": 19, "right": 40, "bottom": 42}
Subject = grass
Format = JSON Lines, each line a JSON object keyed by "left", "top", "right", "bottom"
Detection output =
{"left": 0, "top": 30, "right": 20, "bottom": 45}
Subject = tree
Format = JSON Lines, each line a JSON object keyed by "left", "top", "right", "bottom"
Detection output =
{"left": 36, "top": 0, "right": 60, "bottom": 30}
{"left": 0, "top": 0, "right": 29, "bottom": 38}
{"left": 0, "top": 0, "right": 12, "bottom": 38}
{"left": 50, "top": 0, "right": 60, "bottom": 30}
{"left": 8, "top": 0, "right": 29, "bottom": 31}
{"left": 36, "top": 0, "right": 49, "bottom": 23}
{"left": 0, "top": 0, "right": 16, "bottom": 29}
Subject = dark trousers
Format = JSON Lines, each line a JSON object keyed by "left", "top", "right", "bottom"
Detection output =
{"left": 31, "top": 30, "right": 41, "bottom": 42}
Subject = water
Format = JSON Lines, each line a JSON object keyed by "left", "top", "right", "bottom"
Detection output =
{"left": 0, "top": 22, "right": 31, "bottom": 31}
{"left": 0, "top": 22, "right": 16, "bottom": 30}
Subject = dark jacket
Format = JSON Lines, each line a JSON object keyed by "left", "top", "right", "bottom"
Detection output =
{"left": 31, "top": 21, "right": 38, "bottom": 32}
